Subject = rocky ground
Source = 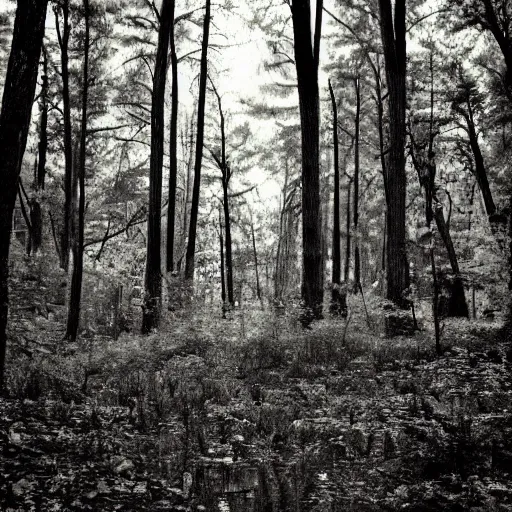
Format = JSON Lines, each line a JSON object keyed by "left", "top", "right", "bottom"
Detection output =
{"left": 2, "top": 303, "right": 512, "bottom": 511}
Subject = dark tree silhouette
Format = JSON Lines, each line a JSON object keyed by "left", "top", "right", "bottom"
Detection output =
{"left": 378, "top": 0, "right": 411, "bottom": 332}
{"left": 353, "top": 74, "right": 361, "bottom": 292}
{"left": 30, "top": 44, "right": 49, "bottom": 255}
{"left": 328, "top": 78, "right": 344, "bottom": 315}
{"left": 55, "top": 0, "right": 73, "bottom": 271}
{"left": 218, "top": 208, "right": 226, "bottom": 317}
{"left": 208, "top": 77, "right": 234, "bottom": 306}
{"left": 142, "top": 0, "right": 174, "bottom": 333}
{"left": 65, "top": 0, "right": 90, "bottom": 342}
{"left": 290, "top": 0, "right": 324, "bottom": 322}
{"left": 0, "top": 0, "right": 48, "bottom": 392}
{"left": 185, "top": 0, "right": 211, "bottom": 282}
{"left": 167, "top": 0, "right": 178, "bottom": 273}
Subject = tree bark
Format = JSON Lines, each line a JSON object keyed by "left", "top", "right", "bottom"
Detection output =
{"left": 291, "top": 0, "right": 324, "bottom": 322}
{"left": 177, "top": 114, "right": 195, "bottom": 272}
{"left": 353, "top": 74, "right": 361, "bottom": 291}
{"left": 218, "top": 210, "right": 226, "bottom": 317}
{"left": 0, "top": 0, "right": 48, "bottom": 392}
{"left": 55, "top": 0, "right": 73, "bottom": 271}
{"left": 166, "top": 0, "right": 178, "bottom": 273}
{"left": 250, "top": 217, "right": 262, "bottom": 302}
{"left": 185, "top": 0, "right": 211, "bottom": 282}
{"left": 142, "top": 0, "right": 174, "bottom": 333}
{"left": 459, "top": 101, "right": 497, "bottom": 218}
{"left": 37, "top": 45, "right": 48, "bottom": 191}
{"left": 341, "top": 177, "right": 351, "bottom": 317}
{"left": 328, "top": 79, "right": 342, "bottom": 314}
{"left": 209, "top": 77, "right": 234, "bottom": 305}
{"left": 344, "top": 179, "right": 352, "bottom": 285}
{"left": 65, "top": 0, "right": 89, "bottom": 342}
{"left": 378, "top": 0, "right": 410, "bottom": 315}
{"left": 31, "top": 44, "right": 49, "bottom": 255}
{"left": 433, "top": 203, "right": 469, "bottom": 317}
{"left": 274, "top": 159, "right": 290, "bottom": 302}
{"left": 222, "top": 179, "right": 234, "bottom": 305}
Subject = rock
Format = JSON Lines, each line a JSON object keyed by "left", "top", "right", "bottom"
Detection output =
{"left": 112, "top": 456, "right": 134, "bottom": 476}
{"left": 12, "top": 478, "right": 35, "bottom": 497}
{"left": 8, "top": 422, "right": 24, "bottom": 445}
{"left": 97, "top": 479, "right": 110, "bottom": 494}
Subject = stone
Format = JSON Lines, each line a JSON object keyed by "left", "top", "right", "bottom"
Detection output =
{"left": 112, "top": 456, "right": 134, "bottom": 476}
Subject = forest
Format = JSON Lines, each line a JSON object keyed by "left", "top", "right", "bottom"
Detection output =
{"left": 1, "top": 0, "right": 512, "bottom": 510}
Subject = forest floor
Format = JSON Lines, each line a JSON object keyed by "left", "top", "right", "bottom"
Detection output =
{"left": 2, "top": 266, "right": 512, "bottom": 511}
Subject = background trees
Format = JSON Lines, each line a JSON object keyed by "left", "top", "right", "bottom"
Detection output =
{"left": 0, "top": 0, "right": 511, "bottom": 386}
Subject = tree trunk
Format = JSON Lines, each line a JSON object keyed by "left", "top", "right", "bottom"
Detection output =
{"left": 65, "top": 0, "right": 89, "bottom": 342}
{"left": 375, "top": 56, "right": 389, "bottom": 203}
{"left": 222, "top": 180, "right": 234, "bottom": 305}
{"left": 18, "top": 181, "right": 33, "bottom": 256}
{"left": 29, "top": 199, "right": 42, "bottom": 255}
{"left": 55, "top": 0, "right": 73, "bottom": 271}
{"left": 0, "top": 0, "right": 48, "bottom": 392}
{"left": 250, "top": 217, "right": 262, "bottom": 302}
{"left": 466, "top": 117, "right": 496, "bottom": 218}
{"left": 353, "top": 74, "right": 361, "bottom": 291}
{"left": 328, "top": 79, "right": 342, "bottom": 314}
{"left": 341, "top": 178, "right": 351, "bottom": 316}
{"left": 185, "top": 0, "right": 211, "bottom": 282}
{"left": 177, "top": 114, "right": 195, "bottom": 272}
{"left": 378, "top": 0, "right": 410, "bottom": 319}
{"left": 37, "top": 45, "right": 48, "bottom": 191}
{"left": 31, "top": 44, "right": 48, "bottom": 255}
{"left": 219, "top": 210, "right": 226, "bottom": 317}
{"left": 142, "top": 0, "right": 173, "bottom": 333}
{"left": 166, "top": 0, "right": 178, "bottom": 273}
{"left": 430, "top": 242, "right": 442, "bottom": 355}
{"left": 209, "top": 76, "right": 234, "bottom": 306}
{"left": 433, "top": 203, "right": 469, "bottom": 318}
{"left": 274, "top": 159, "right": 289, "bottom": 302}
{"left": 291, "top": 0, "right": 324, "bottom": 322}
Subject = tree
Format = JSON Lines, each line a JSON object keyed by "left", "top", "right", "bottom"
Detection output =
{"left": 208, "top": 77, "right": 234, "bottom": 306}
{"left": 218, "top": 207, "right": 226, "bottom": 316}
{"left": 274, "top": 156, "right": 300, "bottom": 303}
{"left": 446, "top": 0, "right": 512, "bottom": 95}
{"left": 0, "top": 0, "right": 48, "bottom": 391}
{"left": 249, "top": 211, "right": 262, "bottom": 303}
{"left": 185, "top": 0, "right": 211, "bottom": 282}
{"left": 65, "top": 0, "right": 90, "bottom": 341}
{"left": 378, "top": 0, "right": 410, "bottom": 318}
{"left": 328, "top": 78, "right": 345, "bottom": 315}
{"left": 29, "top": 44, "right": 49, "bottom": 255}
{"left": 166, "top": 0, "right": 178, "bottom": 273}
{"left": 450, "top": 66, "right": 500, "bottom": 228}
{"left": 142, "top": 0, "right": 174, "bottom": 333}
{"left": 353, "top": 72, "right": 362, "bottom": 292}
{"left": 54, "top": 0, "right": 73, "bottom": 271}
{"left": 290, "top": 0, "right": 324, "bottom": 322}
